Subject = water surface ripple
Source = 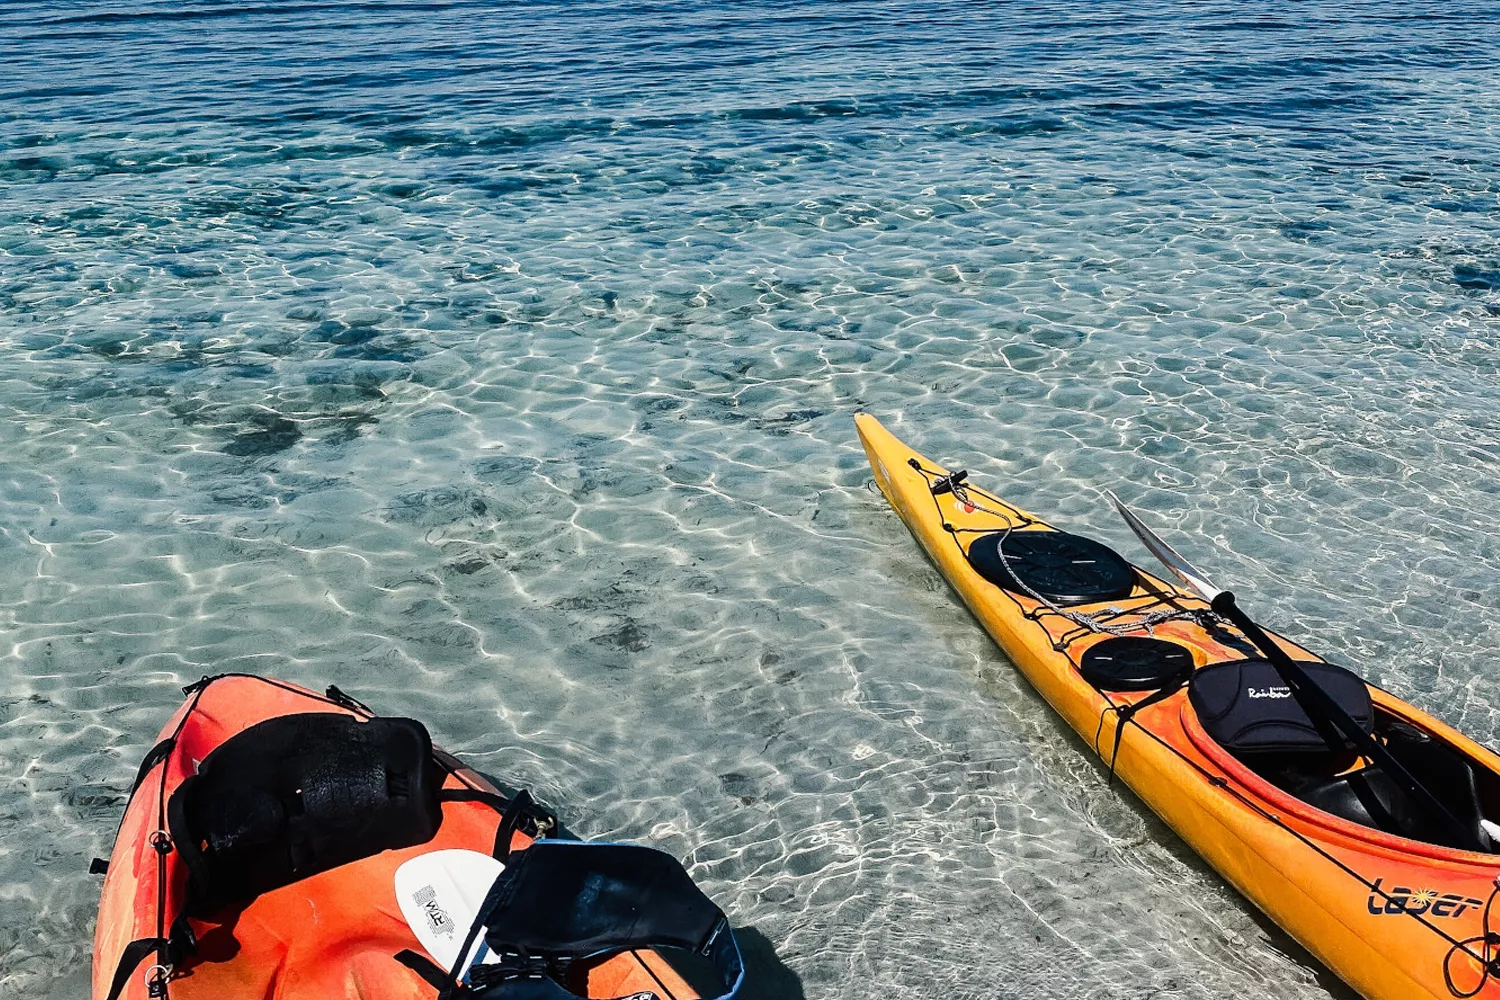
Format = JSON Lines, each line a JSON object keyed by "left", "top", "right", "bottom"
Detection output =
{"left": 2, "top": 2, "right": 1499, "bottom": 997}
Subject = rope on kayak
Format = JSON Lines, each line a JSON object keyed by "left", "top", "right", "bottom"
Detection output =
{"left": 1444, "top": 878, "right": 1500, "bottom": 997}
{"left": 983, "top": 519, "right": 1208, "bottom": 638}
{"left": 100, "top": 678, "right": 216, "bottom": 1000}
{"left": 908, "top": 460, "right": 1213, "bottom": 641}
{"left": 141, "top": 679, "right": 219, "bottom": 1000}
{"left": 1093, "top": 677, "right": 1189, "bottom": 786}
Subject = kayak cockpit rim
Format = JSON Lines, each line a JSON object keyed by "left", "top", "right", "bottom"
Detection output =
{"left": 1181, "top": 689, "right": 1500, "bottom": 864}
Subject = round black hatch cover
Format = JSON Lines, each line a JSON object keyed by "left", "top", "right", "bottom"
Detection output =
{"left": 967, "top": 530, "right": 1136, "bottom": 605}
{"left": 1080, "top": 636, "right": 1195, "bottom": 692}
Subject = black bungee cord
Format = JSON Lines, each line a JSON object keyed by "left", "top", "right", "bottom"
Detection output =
{"left": 1444, "top": 877, "right": 1500, "bottom": 997}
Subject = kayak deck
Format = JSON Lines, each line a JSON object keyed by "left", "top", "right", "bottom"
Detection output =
{"left": 856, "top": 412, "right": 1500, "bottom": 1000}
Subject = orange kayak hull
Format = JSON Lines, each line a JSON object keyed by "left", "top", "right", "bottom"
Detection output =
{"left": 92, "top": 674, "right": 697, "bottom": 1000}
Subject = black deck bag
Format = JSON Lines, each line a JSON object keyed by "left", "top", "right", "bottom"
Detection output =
{"left": 168, "top": 712, "right": 444, "bottom": 916}
{"left": 1188, "top": 658, "right": 1372, "bottom": 759}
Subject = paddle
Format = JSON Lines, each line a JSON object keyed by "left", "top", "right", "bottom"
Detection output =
{"left": 394, "top": 849, "right": 506, "bottom": 978}
{"left": 1105, "top": 491, "right": 1488, "bottom": 854}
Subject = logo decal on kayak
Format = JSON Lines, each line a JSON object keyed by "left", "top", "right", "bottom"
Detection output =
{"left": 412, "top": 884, "right": 456, "bottom": 937}
{"left": 1247, "top": 686, "right": 1292, "bottom": 699}
{"left": 1367, "top": 879, "right": 1483, "bottom": 918}
{"left": 622, "top": 994, "right": 659, "bottom": 1000}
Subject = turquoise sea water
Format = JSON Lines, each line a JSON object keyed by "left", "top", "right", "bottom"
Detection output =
{"left": 3, "top": 2, "right": 1500, "bottom": 997}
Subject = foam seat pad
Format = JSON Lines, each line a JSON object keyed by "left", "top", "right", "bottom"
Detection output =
{"left": 1188, "top": 659, "right": 1372, "bottom": 756}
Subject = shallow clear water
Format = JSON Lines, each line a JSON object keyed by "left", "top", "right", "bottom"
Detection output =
{"left": 3, "top": 1, "right": 1500, "bottom": 997}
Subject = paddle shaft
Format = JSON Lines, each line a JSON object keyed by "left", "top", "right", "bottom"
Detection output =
{"left": 1210, "top": 591, "right": 1484, "bottom": 852}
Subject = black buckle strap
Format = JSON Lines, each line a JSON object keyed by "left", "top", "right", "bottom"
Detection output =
{"left": 396, "top": 949, "right": 455, "bottom": 991}
{"left": 168, "top": 915, "right": 197, "bottom": 964}
{"left": 440, "top": 788, "right": 509, "bottom": 810}
{"left": 468, "top": 951, "right": 558, "bottom": 988}
{"left": 130, "top": 739, "right": 176, "bottom": 798}
{"left": 1106, "top": 675, "right": 1190, "bottom": 786}
{"left": 104, "top": 938, "right": 169, "bottom": 1000}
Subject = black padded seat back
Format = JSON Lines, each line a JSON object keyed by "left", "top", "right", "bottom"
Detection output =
{"left": 967, "top": 530, "right": 1136, "bottom": 606}
{"left": 1188, "top": 658, "right": 1372, "bottom": 759}
{"left": 168, "top": 712, "right": 444, "bottom": 915}
{"left": 470, "top": 841, "right": 745, "bottom": 1000}
{"left": 484, "top": 841, "right": 725, "bottom": 958}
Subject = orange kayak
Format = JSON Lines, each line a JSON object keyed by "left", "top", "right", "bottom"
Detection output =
{"left": 91, "top": 674, "right": 715, "bottom": 1000}
{"left": 856, "top": 412, "right": 1500, "bottom": 1000}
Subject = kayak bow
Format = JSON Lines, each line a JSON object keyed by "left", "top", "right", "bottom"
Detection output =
{"left": 91, "top": 675, "right": 727, "bottom": 1000}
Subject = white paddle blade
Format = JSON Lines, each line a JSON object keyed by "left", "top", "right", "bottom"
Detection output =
{"left": 1104, "top": 490, "right": 1224, "bottom": 603}
{"left": 395, "top": 849, "right": 506, "bottom": 972}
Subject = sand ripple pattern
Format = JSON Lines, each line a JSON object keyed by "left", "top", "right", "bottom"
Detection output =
{"left": 2, "top": 2, "right": 1499, "bottom": 997}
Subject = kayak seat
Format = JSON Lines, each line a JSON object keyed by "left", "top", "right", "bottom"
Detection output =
{"left": 1188, "top": 658, "right": 1372, "bottom": 764}
{"left": 967, "top": 530, "right": 1137, "bottom": 606}
{"left": 461, "top": 840, "right": 744, "bottom": 1000}
{"left": 1290, "top": 723, "right": 1488, "bottom": 851}
{"left": 168, "top": 712, "right": 445, "bottom": 917}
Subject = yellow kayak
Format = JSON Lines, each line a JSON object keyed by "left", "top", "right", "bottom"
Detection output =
{"left": 856, "top": 412, "right": 1500, "bottom": 1000}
